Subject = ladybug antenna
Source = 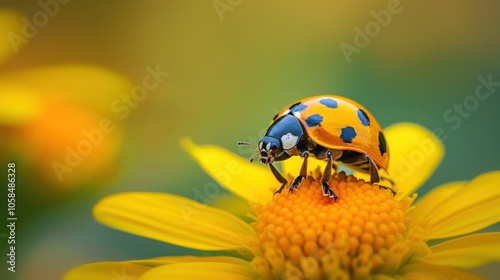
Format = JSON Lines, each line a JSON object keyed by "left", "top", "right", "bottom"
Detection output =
{"left": 248, "top": 153, "right": 260, "bottom": 163}
{"left": 237, "top": 141, "right": 260, "bottom": 163}
{"left": 237, "top": 141, "right": 258, "bottom": 150}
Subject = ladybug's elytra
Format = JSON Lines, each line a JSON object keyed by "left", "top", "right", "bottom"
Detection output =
{"left": 238, "top": 95, "right": 395, "bottom": 200}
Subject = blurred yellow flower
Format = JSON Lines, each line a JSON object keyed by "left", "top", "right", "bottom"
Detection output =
{"left": 65, "top": 123, "right": 500, "bottom": 279}
{"left": 0, "top": 9, "right": 131, "bottom": 195}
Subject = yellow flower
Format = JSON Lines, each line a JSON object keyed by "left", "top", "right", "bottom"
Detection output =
{"left": 0, "top": 66, "right": 129, "bottom": 191}
{"left": 65, "top": 123, "right": 500, "bottom": 279}
{"left": 0, "top": 9, "right": 131, "bottom": 193}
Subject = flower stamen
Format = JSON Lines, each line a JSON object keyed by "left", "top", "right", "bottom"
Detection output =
{"left": 251, "top": 172, "right": 425, "bottom": 279}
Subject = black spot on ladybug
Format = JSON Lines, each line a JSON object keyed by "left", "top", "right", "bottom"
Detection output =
{"left": 378, "top": 131, "right": 387, "bottom": 155}
{"left": 357, "top": 109, "right": 370, "bottom": 127}
{"left": 319, "top": 98, "right": 338, "bottom": 109}
{"left": 340, "top": 126, "right": 357, "bottom": 143}
{"left": 305, "top": 114, "right": 323, "bottom": 127}
{"left": 290, "top": 103, "right": 307, "bottom": 113}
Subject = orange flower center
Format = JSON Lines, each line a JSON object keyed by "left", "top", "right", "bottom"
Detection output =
{"left": 251, "top": 172, "right": 427, "bottom": 279}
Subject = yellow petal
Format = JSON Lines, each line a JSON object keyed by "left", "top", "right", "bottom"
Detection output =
{"left": 138, "top": 262, "right": 257, "bottom": 280}
{"left": 423, "top": 171, "right": 500, "bottom": 239}
{"left": 130, "top": 256, "right": 253, "bottom": 267}
{"left": 65, "top": 257, "right": 257, "bottom": 280}
{"left": 384, "top": 123, "right": 444, "bottom": 198}
{"left": 63, "top": 262, "right": 151, "bottom": 280}
{"left": 0, "top": 90, "right": 41, "bottom": 126}
{"left": 409, "top": 181, "right": 466, "bottom": 227}
{"left": 282, "top": 156, "right": 302, "bottom": 177}
{"left": 181, "top": 138, "right": 274, "bottom": 203}
{"left": 400, "top": 263, "right": 483, "bottom": 280}
{"left": 15, "top": 96, "right": 123, "bottom": 190}
{"left": 209, "top": 193, "right": 255, "bottom": 222}
{"left": 0, "top": 65, "right": 132, "bottom": 114}
{"left": 421, "top": 233, "right": 500, "bottom": 268}
{"left": 93, "top": 192, "right": 256, "bottom": 251}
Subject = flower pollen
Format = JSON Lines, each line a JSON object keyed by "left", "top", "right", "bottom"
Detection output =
{"left": 251, "top": 172, "right": 427, "bottom": 280}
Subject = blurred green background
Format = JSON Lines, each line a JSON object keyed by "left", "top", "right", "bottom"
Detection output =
{"left": 0, "top": 1, "right": 499, "bottom": 279}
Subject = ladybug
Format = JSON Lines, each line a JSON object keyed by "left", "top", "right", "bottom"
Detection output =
{"left": 238, "top": 95, "right": 395, "bottom": 200}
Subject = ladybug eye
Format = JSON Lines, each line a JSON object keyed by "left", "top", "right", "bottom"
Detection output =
{"left": 281, "top": 132, "right": 299, "bottom": 150}
{"left": 258, "top": 137, "right": 282, "bottom": 153}
{"left": 266, "top": 142, "right": 271, "bottom": 151}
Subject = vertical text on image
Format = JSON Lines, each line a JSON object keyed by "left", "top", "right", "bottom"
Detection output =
{"left": 6, "top": 162, "right": 17, "bottom": 273}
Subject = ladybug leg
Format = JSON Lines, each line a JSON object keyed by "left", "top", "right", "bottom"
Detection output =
{"left": 367, "top": 156, "right": 381, "bottom": 183}
{"left": 314, "top": 145, "right": 342, "bottom": 178}
{"left": 321, "top": 151, "right": 339, "bottom": 201}
{"left": 289, "top": 151, "right": 309, "bottom": 193}
{"left": 367, "top": 157, "right": 396, "bottom": 196}
{"left": 380, "top": 176, "right": 396, "bottom": 186}
{"left": 270, "top": 163, "right": 288, "bottom": 195}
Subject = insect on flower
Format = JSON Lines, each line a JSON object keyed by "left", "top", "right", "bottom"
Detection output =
{"left": 238, "top": 95, "right": 395, "bottom": 200}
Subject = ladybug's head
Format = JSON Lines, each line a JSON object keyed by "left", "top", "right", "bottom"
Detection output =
{"left": 237, "top": 137, "right": 282, "bottom": 165}
{"left": 257, "top": 136, "right": 282, "bottom": 164}
{"left": 238, "top": 115, "right": 304, "bottom": 165}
